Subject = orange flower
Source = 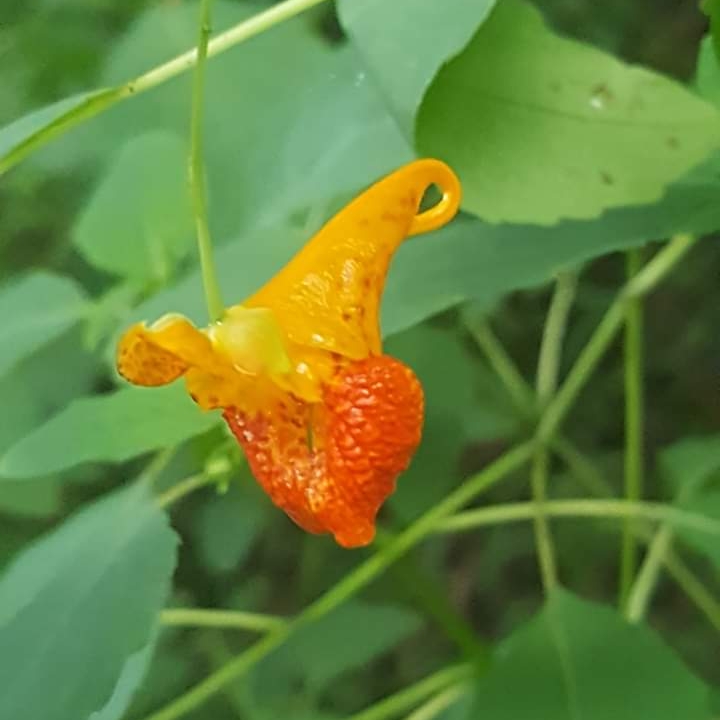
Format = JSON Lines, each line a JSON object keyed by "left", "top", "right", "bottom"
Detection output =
{"left": 117, "top": 159, "right": 461, "bottom": 547}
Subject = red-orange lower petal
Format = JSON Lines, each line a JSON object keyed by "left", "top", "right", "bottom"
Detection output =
{"left": 223, "top": 355, "right": 424, "bottom": 548}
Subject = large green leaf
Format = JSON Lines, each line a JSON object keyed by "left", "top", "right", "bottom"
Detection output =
{"left": 337, "top": 0, "right": 496, "bottom": 134}
{"left": 0, "top": 330, "right": 100, "bottom": 519}
{"left": 73, "top": 131, "right": 194, "bottom": 285}
{"left": 417, "top": 0, "right": 720, "bottom": 225}
{"left": 0, "top": 483, "right": 177, "bottom": 720}
{"left": 0, "top": 384, "right": 219, "bottom": 478}
{"left": 190, "top": 468, "right": 269, "bottom": 573}
{"left": 0, "top": 272, "right": 88, "bottom": 378}
{"left": 90, "top": 638, "right": 157, "bottom": 720}
{"left": 0, "top": 478, "right": 62, "bottom": 518}
{"left": 470, "top": 589, "right": 710, "bottom": 719}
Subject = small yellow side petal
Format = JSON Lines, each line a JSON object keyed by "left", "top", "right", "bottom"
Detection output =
{"left": 117, "top": 313, "right": 300, "bottom": 412}
{"left": 117, "top": 314, "right": 214, "bottom": 387}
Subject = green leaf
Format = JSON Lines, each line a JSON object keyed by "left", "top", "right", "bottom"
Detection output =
{"left": 90, "top": 637, "right": 157, "bottom": 720}
{"left": 0, "top": 384, "right": 219, "bottom": 478}
{"left": 470, "top": 588, "right": 710, "bottom": 719}
{"left": 190, "top": 469, "right": 269, "bottom": 573}
{"left": 0, "top": 329, "right": 100, "bottom": 509}
{"left": 0, "top": 88, "right": 119, "bottom": 176}
{"left": 121, "top": 632, "right": 195, "bottom": 720}
{"left": 253, "top": 602, "right": 422, "bottom": 697}
{"left": 0, "top": 478, "right": 61, "bottom": 518}
{"left": 417, "top": 0, "right": 720, "bottom": 225}
{"left": 73, "top": 131, "right": 194, "bottom": 285}
{"left": 659, "top": 434, "right": 720, "bottom": 499}
{"left": 0, "top": 271, "right": 87, "bottom": 378}
{"left": 0, "top": 483, "right": 177, "bottom": 720}
{"left": 92, "top": 2, "right": 410, "bottom": 238}
{"left": 679, "top": 491, "right": 720, "bottom": 571}
{"left": 337, "top": 0, "right": 496, "bottom": 134}
{"left": 0, "top": 328, "right": 100, "bottom": 457}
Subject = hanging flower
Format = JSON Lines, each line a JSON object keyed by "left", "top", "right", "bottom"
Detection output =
{"left": 117, "top": 159, "right": 461, "bottom": 547}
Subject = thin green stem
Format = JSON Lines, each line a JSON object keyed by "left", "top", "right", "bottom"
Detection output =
{"left": 625, "top": 526, "right": 674, "bottom": 622}
{"left": 624, "top": 234, "right": 695, "bottom": 298}
{"left": 553, "top": 441, "right": 720, "bottom": 634}
{"left": 660, "top": 546, "right": 720, "bottom": 633}
{"left": 345, "top": 665, "right": 472, "bottom": 720}
{"left": 405, "top": 684, "right": 467, "bottom": 720}
{"left": 532, "top": 271, "right": 578, "bottom": 592}
{"left": 467, "top": 319, "right": 535, "bottom": 415}
{"left": 139, "top": 443, "right": 534, "bottom": 720}
{"left": 530, "top": 451, "right": 557, "bottom": 591}
{"left": 160, "top": 608, "right": 285, "bottom": 633}
{"left": 139, "top": 448, "right": 177, "bottom": 488}
{"left": 619, "top": 247, "right": 645, "bottom": 610}
{"left": 0, "top": 0, "right": 332, "bottom": 176}
{"left": 435, "top": 499, "right": 720, "bottom": 538}
{"left": 468, "top": 321, "right": 608, "bottom": 498}
{"left": 190, "top": 0, "right": 224, "bottom": 321}
{"left": 156, "top": 473, "right": 212, "bottom": 508}
{"left": 537, "top": 272, "right": 578, "bottom": 404}
{"left": 551, "top": 436, "right": 610, "bottom": 497}
{"left": 466, "top": 280, "right": 720, "bottom": 633}
{"left": 536, "top": 235, "right": 696, "bottom": 444}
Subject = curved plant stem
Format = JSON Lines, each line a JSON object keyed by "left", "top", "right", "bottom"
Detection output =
{"left": 0, "top": 0, "right": 332, "bottom": 175}
{"left": 345, "top": 665, "right": 472, "bottom": 720}
{"left": 139, "top": 443, "right": 533, "bottom": 720}
{"left": 467, "top": 319, "right": 535, "bottom": 416}
{"left": 435, "top": 499, "right": 720, "bottom": 538}
{"left": 405, "top": 684, "right": 467, "bottom": 720}
{"left": 619, "top": 247, "right": 645, "bottom": 610}
{"left": 190, "top": 0, "right": 224, "bottom": 321}
{"left": 466, "top": 268, "right": 720, "bottom": 632}
{"left": 660, "top": 546, "right": 720, "bottom": 632}
{"left": 537, "top": 272, "right": 578, "bottom": 404}
{"left": 551, "top": 441, "right": 720, "bottom": 632}
{"left": 551, "top": 436, "right": 609, "bottom": 497}
{"left": 156, "top": 473, "right": 212, "bottom": 508}
{"left": 536, "top": 235, "right": 695, "bottom": 444}
{"left": 160, "top": 608, "right": 285, "bottom": 633}
{"left": 625, "top": 526, "right": 674, "bottom": 622}
{"left": 532, "top": 271, "right": 578, "bottom": 592}
{"left": 139, "top": 448, "right": 178, "bottom": 488}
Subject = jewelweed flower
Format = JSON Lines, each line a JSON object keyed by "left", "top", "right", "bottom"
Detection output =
{"left": 117, "top": 159, "right": 461, "bottom": 547}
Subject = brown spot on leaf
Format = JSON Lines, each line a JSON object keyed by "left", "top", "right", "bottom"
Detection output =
{"left": 590, "top": 83, "right": 613, "bottom": 109}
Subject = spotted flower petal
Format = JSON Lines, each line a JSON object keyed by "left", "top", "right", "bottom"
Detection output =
{"left": 117, "top": 159, "right": 461, "bottom": 547}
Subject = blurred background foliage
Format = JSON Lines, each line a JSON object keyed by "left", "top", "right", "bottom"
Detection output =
{"left": 1, "top": 1, "right": 720, "bottom": 719}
